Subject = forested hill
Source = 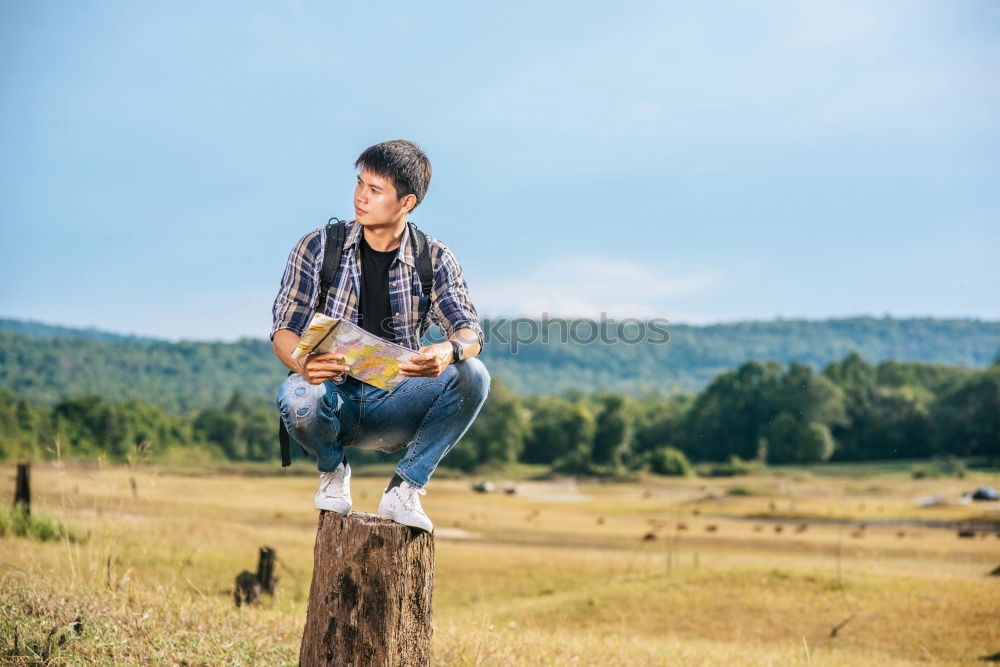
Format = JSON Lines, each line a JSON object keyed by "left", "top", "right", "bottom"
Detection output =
{"left": 0, "top": 318, "right": 158, "bottom": 343}
{"left": 1, "top": 316, "right": 998, "bottom": 413}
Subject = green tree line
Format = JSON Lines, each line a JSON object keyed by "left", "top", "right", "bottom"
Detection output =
{"left": 2, "top": 351, "right": 997, "bottom": 472}
{"left": 3, "top": 316, "right": 999, "bottom": 408}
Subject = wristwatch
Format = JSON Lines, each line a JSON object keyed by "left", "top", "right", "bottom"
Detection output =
{"left": 450, "top": 340, "right": 464, "bottom": 364}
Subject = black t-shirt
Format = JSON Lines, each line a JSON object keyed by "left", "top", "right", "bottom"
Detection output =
{"left": 358, "top": 234, "right": 397, "bottom": 342}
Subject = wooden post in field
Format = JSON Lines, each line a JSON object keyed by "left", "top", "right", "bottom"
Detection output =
{"left": 14, "top": 462, "right": 30, "bottom": 516}
{"left": 299, "top": 510, "right": 434, "bottom": 667}
{"left": 257, "top": 546, "right": 276, "bottom": 595}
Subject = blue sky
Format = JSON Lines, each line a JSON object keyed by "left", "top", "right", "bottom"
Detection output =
{"left": 1, "top": 1, "right": 997, "bottom": 341}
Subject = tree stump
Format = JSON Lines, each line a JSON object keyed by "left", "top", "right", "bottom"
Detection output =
{"left": 299, "top": 510, "right": 435, "bottom": 667}
{"left": 14, "top": 463, "right": 30, "bottom": 516}
{"left": 233, "top": 546, "right": 278, "bottom": 607}
{"left": 257, "top": 546, "right": 277, "bottom": 595}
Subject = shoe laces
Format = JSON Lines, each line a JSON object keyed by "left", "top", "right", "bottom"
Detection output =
{"left": 399, "top": 482, "right": 427, "bottom": 511}
{"left": 320, "top": 464, "right": 348, "bottom": 494}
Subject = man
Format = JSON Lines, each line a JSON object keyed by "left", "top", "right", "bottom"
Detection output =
{"left": 270, "top": 139, "right": 490, "bottom": 533}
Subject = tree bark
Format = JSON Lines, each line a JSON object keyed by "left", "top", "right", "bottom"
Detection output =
{"left": 299, "top": 510, "right": 435, "bottom": 667}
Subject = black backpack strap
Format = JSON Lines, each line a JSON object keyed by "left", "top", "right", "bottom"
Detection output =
{"left": 279, "top": 414, "right": 291, "bottom": 467}
{"left": 279, "top": 370, "right": 298, "bottom": 467}
{"left": 317, "top": 218, "right": 347, "bottom": 313}
{"left": 408, "top": 222, "right": 433, "bottom": 300}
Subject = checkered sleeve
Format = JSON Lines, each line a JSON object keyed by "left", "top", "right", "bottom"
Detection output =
{"left": 269, "top": 229, "right": 323, "bottom": 340}
{"left": 429, "top": 242, "right": 485, "bottom": 350}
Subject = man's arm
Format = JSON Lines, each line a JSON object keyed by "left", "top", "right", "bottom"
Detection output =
{"left": 451, "top": 327, "right": 482, "bottom": 359}
{"left": 429, "top": 243, "right": 485, "bottom": 346}
{"left": 269, "top": 229, "right": 322, "bottom": 346}
{"left": 272, "top": 329, "right": 304, "bottom": 374}
{"left": 398, "top": 327, "right": 481, "bottom": 378}
{"left": 399, "top": 243, "right": 484, "bottom": 378}
{"left": 272, "top": 328, "right": 350, "bottom": 385}
{"left": 270, "top": 229, "right": 351, "bottom": 384}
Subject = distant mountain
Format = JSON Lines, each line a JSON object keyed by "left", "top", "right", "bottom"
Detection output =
{"left": 481, "top": 315, "right": 1000, "bottom": 395}
{"left": 1, "top": 315, "right": 998, "bottom": 412}
{"left": 0, "top": 317, "right": 158, "bottom": 344}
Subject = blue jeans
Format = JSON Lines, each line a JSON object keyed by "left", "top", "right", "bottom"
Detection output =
{"left": 275, "top": 357, "right": 491, "bottom": 489}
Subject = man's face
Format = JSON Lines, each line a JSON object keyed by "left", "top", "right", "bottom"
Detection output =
{"left": 354, "top": 168, "right": 412, "bottom": 227}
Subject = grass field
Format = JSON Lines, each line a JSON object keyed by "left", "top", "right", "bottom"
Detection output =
{"left": 1, "top": 460, "right": 998, "bottom": 665}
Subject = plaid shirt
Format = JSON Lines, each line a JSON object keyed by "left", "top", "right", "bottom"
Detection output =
{"left": 270, "top": 219, "right": 484, "bottom": 353}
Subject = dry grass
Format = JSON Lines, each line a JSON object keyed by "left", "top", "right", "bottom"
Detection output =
{"left": 1, "top": 461, "right": 998, "bottom": 665}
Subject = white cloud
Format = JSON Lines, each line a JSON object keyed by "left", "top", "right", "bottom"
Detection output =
{"left": 473, "top": 254, "right": 724, "bottom": 320}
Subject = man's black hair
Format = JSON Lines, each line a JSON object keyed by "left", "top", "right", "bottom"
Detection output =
{"left": 354, "top": 139, "right": 432, "bottom": 209}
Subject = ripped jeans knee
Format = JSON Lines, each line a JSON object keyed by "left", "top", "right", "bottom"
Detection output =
{"left": 276, "top": 375, "right": 332, "bottom": 429}
{"left": 275, "top": 375, "right": 347, "bottom": 470}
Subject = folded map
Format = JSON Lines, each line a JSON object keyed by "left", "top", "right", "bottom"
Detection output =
{"left": 291, "top": 314, "right": 418, "bottom": 392}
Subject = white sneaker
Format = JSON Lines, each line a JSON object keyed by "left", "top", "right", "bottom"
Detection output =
{"left": 378, "top": 480, "right": 434, "bottom": 533}
{"left": 314, "top": 461, "right": 351, "bottom": 514}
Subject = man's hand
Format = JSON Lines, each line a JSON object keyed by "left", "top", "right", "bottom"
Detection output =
{"left": 300, "top": 352, "right": 350, "bottom": 385}
{"left": 398, "top": 342, "right": 453, "bottom": 377}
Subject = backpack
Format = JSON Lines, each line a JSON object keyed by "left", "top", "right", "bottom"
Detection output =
{"left": 279, "top": 218, "right": 435, "bottom": 467}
